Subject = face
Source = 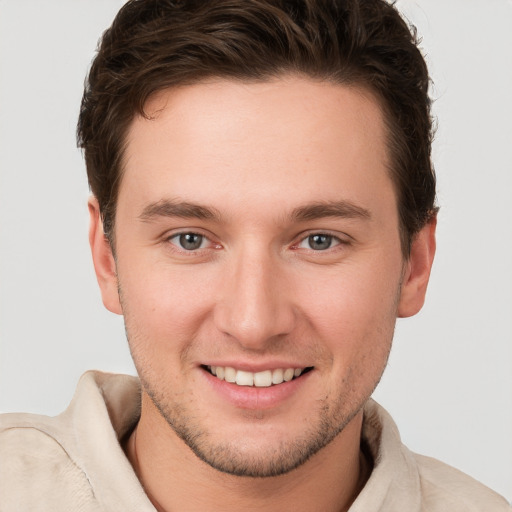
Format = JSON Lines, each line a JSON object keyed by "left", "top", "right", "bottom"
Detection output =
{"left": 91, "top": 77, "right": 434, "bottom": 477}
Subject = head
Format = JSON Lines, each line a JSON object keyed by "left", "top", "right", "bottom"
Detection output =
{"left": 82, "top": 0, "right": 437, "bottom": 479}
{"left": 78, "top": 0, "right": 436, "bottom": 257}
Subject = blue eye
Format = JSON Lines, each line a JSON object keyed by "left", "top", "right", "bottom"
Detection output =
{"left": 169, "top": 232, "right": 207, "bottom": 251}
{"left": 298, "top": 234, "right": 340, "bottom": 251}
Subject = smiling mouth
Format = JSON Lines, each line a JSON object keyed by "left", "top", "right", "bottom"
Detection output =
{"left": 203, "top": 365, "right": 314, "bottom": 387}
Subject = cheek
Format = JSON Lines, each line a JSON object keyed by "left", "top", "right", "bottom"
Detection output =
{"left": 118, "top": 262, "right": 215, "bottom": 351}
{"left": 301, "top": 268, "right": 399, "bottom": 402}
{"left": 297, "top": 258, "right": 402, "bottom": 351}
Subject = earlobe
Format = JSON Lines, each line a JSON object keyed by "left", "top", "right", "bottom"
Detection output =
{"left": 88, "top": 197, "right": 122, "bottom": 315}
{"left": 397, "top": 216, "right": 437, "bottom": 318}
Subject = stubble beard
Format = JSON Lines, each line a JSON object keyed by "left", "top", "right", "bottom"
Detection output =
{"left": 133, "top": 358, "right": 387, "bottom": 479}
{"left": 120, "top": 287, "right": 397, "bottom": 479}
{"left": 141, "top": 380, "right": 354, "bottom": 478}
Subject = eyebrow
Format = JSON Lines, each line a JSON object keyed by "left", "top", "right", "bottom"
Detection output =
{"left": 138, "top": 198, "right": 371, "bottom": 224}
{"left": 290, "top": 200, "right": 371, "bottom": 222}
{"left": 139, "top": 199, "right": 221, "bottom": 222}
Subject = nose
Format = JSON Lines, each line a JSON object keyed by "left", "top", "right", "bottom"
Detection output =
{"left": 213, "top": 243, "right": 296, "bottom": 350}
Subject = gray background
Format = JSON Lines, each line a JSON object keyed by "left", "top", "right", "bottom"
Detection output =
{"left": 1, "top": 0, "right": 511, "bottom": 500}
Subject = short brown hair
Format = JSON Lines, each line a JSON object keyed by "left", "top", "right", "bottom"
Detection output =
{"left": 77, "top": 0, "right": 437, "bottom": 255}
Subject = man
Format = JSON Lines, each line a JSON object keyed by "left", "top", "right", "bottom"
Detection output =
{"left": 0, "top": 0, "right": 510, "bottom": 510}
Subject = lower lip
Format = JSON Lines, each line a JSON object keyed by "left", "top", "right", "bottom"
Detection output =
{"left": 202, "top": 368, "right": 313, "bottom": 410}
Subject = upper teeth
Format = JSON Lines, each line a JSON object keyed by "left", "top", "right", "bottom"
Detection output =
{"left": 208, "top": 366, "right": 305, "bottom": 387}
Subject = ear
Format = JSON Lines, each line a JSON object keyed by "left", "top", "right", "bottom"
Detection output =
{"left": 397, "top": 216, "right": 437, "bottom": 318}
{"left": 88, "top": 197, "right": 122, "bottom": 315}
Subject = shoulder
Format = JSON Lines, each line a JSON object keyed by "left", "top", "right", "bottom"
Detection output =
{"left": 413, "top": 452, "right": 512, "bottom": 511}
{"left": 0, "top": 412, "right": 99, "bottom": 511}
{"left": 0, "top": 371, "right": 141, "bottom": 512}
{"left": 360, "top": 400, "right": 511, "bottom": 511}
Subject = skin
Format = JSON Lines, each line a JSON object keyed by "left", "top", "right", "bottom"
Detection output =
{"left": 89, "top": 76, "right": 436, "bottom": 512}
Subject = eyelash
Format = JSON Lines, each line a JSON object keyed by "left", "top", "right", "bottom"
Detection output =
{"left": 166, "top": 232, "right": 220, "bottom": 253}
{"left": 294, "top": 233, "right": 343, "bottom": 251}
{"left": 165, "top": 230, "right": 348, "bottom": 254}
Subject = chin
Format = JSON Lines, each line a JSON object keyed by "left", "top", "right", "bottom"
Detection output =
{"left": 143, "top": 378, "right": 362, "bottom": 478}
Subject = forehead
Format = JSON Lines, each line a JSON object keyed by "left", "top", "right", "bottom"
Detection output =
{"left": 120, "top": 76, "right": 395, "bottom": 222}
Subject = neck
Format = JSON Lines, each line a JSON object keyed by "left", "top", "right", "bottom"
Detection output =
{"left": 125, "top": 393, "right": 370, "bottom": 512}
